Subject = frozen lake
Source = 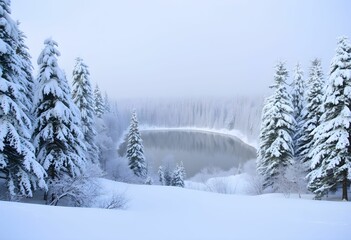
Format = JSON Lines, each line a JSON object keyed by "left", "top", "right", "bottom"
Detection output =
{"left": 119, "top": 130, "right": 256, "bottom": 179}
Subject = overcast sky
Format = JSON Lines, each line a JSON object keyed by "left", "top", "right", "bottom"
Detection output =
{"left": 11, "top": 0, "right": 351, "bottom": 99}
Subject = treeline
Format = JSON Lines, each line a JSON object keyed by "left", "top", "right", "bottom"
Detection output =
{"left": 117, "top": 96, "right": 264, "bottom": 142}
{"left": 257, "top": 37, "right": 351, "bottom": 201}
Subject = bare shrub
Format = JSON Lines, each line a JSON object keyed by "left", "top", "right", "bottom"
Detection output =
{"left": 99, "top": 193, "right": 128, "bottom": 210}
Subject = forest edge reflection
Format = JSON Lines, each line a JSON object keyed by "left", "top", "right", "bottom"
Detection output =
{"left": 118, "top": 129, "right": 256, "bottom": 179}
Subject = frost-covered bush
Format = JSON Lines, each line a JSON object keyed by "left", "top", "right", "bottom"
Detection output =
{"left": 48, "top": 164, "right": 103, "bottom": 207}
{"left": 246, "top": 174, "right": 264, "bottom": 195}
{"left": 205, "top": 178, "right": 235, "bottom": 194}
{"left": 109, "top": 156, "right": 142, "bottom": 183}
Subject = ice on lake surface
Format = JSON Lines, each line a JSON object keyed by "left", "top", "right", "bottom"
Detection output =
{"left": 118, "top": 130, "right": 256, "bottom": 179}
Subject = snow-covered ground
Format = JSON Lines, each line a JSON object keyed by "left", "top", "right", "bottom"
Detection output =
{"left": 1, "top": 178, "right": 350, "bottom": 240}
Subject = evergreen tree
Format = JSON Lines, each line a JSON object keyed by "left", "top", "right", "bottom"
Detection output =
{"left": 104, "top": 92, "right": 111, "bottom": 113}
{"left": 295, "top": 59, "right": 324, "bottom": 165}
{"left": 257, "top": 62, "right": 295, "bottom": 189}
{"left": 144, "top": 176, "right": 153, "bottom": 185}
{"left": 126, "top": 111, "right": 147, "bottom": 178}
{"left": 94, "top": 84, "right": 104, "bottom": 118}
{"left": 164, "top": 166, "right": 172, "bottom": 186}
{"left": 72, "top": 58, "right": 99, "bottom": 164}
{"left": 308, "top": 37, "right": 351, "bottom": 200}
{"left": 291, "top": 64, "right": 305, "bottom": 159}
{"left": 158, "top": 164, "right": 172, "bottom": 186}
{"left": 0, "top": 0, "right": 46, "bottom": 198}
{"left": 291, "top": 63, "right": 305, "bottom": 124}
{"left": 16, "top": 22, "right": 34, "bottom": 114}
{"left": 158, "top": 166, "right": 165, "bottom": 185}
{"left": 171, "top": 162, "right": 186, "bottom": 187}
{"left": 33, "top": 38, "right": 87, "bottom": 180}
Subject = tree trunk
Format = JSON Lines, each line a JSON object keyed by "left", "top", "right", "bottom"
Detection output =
{"left": 342, "top": 171, "right": 348, "bottom": 201}
{"left": 44, "top": 191, "right": 48, "bottom": 202}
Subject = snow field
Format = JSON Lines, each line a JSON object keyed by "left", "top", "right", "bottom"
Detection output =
{"left": 1, "top": 178, "right": 350, "bottom": 240}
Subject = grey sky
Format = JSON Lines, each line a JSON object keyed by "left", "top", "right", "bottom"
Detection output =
{"left": 12, "top": 0, "right": 351, "bottom": 99}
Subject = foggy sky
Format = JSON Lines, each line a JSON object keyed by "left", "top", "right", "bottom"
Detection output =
{"left": 12, "top": 0, "right": 351, "bottom": 99}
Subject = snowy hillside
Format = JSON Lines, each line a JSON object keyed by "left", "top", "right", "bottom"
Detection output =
{"left": 1, "top": 179, "right": 350, "bottom": 240}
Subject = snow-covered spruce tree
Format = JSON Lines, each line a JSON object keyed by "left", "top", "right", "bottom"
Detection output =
{"left": 72, "top": 58, "right": 99, "bottom": 164}
{"left": 295, "top": 59, "right": 324, "bottom": 165}
{"left": 0, "top": 0, "right": 46, "bottom": 198}
{"left": 291, "top": 63, "right": 305, "bottom": 123}
{"left": 257, "top": 62, "right": 295, "bottom": 189}
{"left": 291, "top": 63, "right": 305, "bottom": 158}
{"left": 33, "top": 39, "right": 87, "bottom": 181}
{"left": 158, "top": 164, "right": 172, "bottom": 186}
{"left": 126, "top": 111, "right": 147, "bottom": 178}
{"left": 307, "top": 37, "right": 351, "bottom": 201}
{"left": 164, "top": 166, "right": 172, "bottom": 186}
{"left": 16, "top": 22, "right": 34, "bottom": 114}
{"left": 144, "top": 176, "right": 153, "bottom": 185}
{"left": 104, "top": 92, "right": 111, "bottom": 113}
{"left": 94, "top": 84, "right": 104, "bottom": 118}
{"left": 171, "top": 162, "right": 186, "bottom": 187}
{"left": 158, "top": 166, "right": 165, "bottom": 185}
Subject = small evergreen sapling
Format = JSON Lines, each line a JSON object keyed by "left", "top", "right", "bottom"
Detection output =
{"left": 171, "top": 162, "right": 186, "bottom": 187}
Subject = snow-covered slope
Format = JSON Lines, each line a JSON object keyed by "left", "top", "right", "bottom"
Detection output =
{"left": 1, "top": 179, "right": 350, "bottom": 240}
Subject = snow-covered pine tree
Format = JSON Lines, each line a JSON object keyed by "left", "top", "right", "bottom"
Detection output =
{"left": 0, "top": 0, "right": 46, "bottom": 198}
{"left": 158, "top": 164, "right": 172, "bottom": 186}
{"left": 104, "top": 92, "right": 111, "bottom": 113}
{"left": 291, "top": 63, "right": 305, "bottom": 159}
{"left": 126, "top": 111, "right": 147, "bottom": 178}
{"left": 144, "top": 176, "right": 153, "bottom": 185}
{"left": 164, "top": 166, "right": 172, "bottom": 186}
{"left": 158, "top": 166, "right": 165, "bottom": 185}
{"left": 33, "top": 38, "right": 87, "bottom": 181}
{"left": 94, "top": 84, "right": 104, "bottom": 118}
{"left": 307, "top": 37, "right": 351, "bottom": 200}
{"left": 72, "top": 58, "right": 99, "bottom": 164}
{"left": 295, "top": 59, "right": 324, "bottom": 165}
{"left": 171, "top": 162, "right": 186, "bottom": 187}
{"left": 291, "top": 63, "right": 305, "bottom": 123}
{"left": 16, "top": 22, "right": 34, "bottom": 114}
{"left": 257, "top": 62, "right": 295, "bottom": 189}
